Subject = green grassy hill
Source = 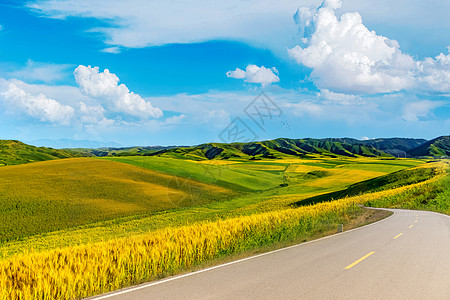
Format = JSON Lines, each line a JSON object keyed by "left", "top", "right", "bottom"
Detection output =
{"left": 69, "top": 145, "right": 181, "bottom": 157}
{"left": 64, "top": 137, "right": 431, "bottom": 160}
{"left": 149, "top": 138, "right": 394, "bottom": 160}
{"left": 358, "top": 137, "right": 427, "bottom": 152}
{"left": 292, "top": 166, "right": 438, "bottom": 207}
{"left": 408, "top": 136, "right": 450, "bottom": 157}
{"left": 0, "top": 140, "right": 77, "bottom": 166}
{"left": 105, "top": 156, "right": 285, "bottom": 192}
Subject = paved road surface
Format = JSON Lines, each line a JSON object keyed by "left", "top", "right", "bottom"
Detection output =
{"left": 93, "top": 209, "right": 450, "bottom": 300}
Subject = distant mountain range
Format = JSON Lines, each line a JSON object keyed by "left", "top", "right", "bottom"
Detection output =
{"left": 81, "top": 136, "right": 447, "bottom": 160}
{"left": 146, "top": 137, "right": 437, "bottom": 160}
{"left": 70, "top": 145, "right": 181, "bottom": 157}
{"left": 0, "top": 136, "right": 448, "bottom": 166}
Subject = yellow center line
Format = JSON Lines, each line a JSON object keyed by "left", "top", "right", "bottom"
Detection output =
{"left": 409, "top": 225, "right": 414, "bottom": 228}
{"left": 345, "top": 251, "right": 375, "bottom": 269}
{"left": 394, "top": 233, "right": 404, "bottom": 239}
{"left": 414, "top": 220, "right": 418, "bottom": 223}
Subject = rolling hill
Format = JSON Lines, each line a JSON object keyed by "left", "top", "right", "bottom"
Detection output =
{"left": 72, "top": 137, "right": 433, "bottom": 160}
{"left": 146, "top": 138, "right": 395, "bottom": 160}
{"left": 408, "top": 136, "right": 450, "bottom": 157}
{"left": 0, "top": 140, "right": 78, "bottom": 166}
{"left": 359, "top": 137, "right": 427, "bottom": 151}
{"left": 69, "top": 145, "right": 182, "bottom": 157}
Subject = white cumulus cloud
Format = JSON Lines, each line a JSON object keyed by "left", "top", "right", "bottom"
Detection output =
{"left": 289, "top": 0, "right": 415, "bottom": 94}
{"left": 0, "top": 82, "right": 75, "bottom": 125}
{"left": 226, "top": 65, "right": 280, "bottom": 86}
{"left": 73, "top": 65, "right": 163, "bottom": 119}
{"left": 288, "top": 0, "right": 450, "bottom": 95}
{"left": 416, "top": 47, "right": 450, "bottom": 93}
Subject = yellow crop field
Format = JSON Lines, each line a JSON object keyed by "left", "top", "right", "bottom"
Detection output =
{"left": 294, "top": 164, "right": 326, "bottom": 173}
{"left": 304, "top": 169, "right": 386, "bottom": 187}
{"left": 0, "top": 197, "right": 358, "bottom": 299}
{"left": 194, "top": 160, "right": 241, "bottom": 166}
{"left": 234, "top": 164, "right": 286, "bottom": 171}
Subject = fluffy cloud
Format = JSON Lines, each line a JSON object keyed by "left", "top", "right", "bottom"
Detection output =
{"left": 0, "top": 64, "right": 163, "bottom": 127}
{"left": 0, "top": 82, "right": 75, "bottom": 125}
{"left": 416, "top": 48, "right": 450, "bottom": 93}
{"left": 289, "top": 0, "right": 415, "bottom": 94}
{"left": 289, "top": 0, "right": 450, "bottom": 94}
{"left": 226, "top": 65, "right": 279, "bottom": 86}
{"left": 402, "top": 100, "right": 443, "bottom": 122}
{"left": 74, "top": 65, "right": 162, "bottom": 118}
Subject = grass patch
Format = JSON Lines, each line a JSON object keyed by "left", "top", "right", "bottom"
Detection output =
{"left": 104, "top": 156, "right": 284, "bottom": 192}
{"left": 292, "top": 164, "right": 439, "bottom": 207}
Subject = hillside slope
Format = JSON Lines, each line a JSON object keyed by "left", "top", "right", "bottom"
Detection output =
{"left": 148, "top": 138, "right": 394, "bottom": 160}
{"left": 408, "top": 136, "right": 450, "bottom": 157}
{"left": 358, "top": 138, "right": 427, "bottom": 152}
{"left": 0, "top": 140, "right": 77, "bottom": 166}
{"left": 69, "top": 146, "right": 180, "bottom": 157}
{"left": 0, "top": 158, "right": 233, "bottom": 242}
{"left": 78, "top": 137, "right": 431, "bottom": 160}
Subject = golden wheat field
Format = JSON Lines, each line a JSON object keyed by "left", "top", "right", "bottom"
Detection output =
{"left": 0, "top": 196, "right": 361, "bottom": 299}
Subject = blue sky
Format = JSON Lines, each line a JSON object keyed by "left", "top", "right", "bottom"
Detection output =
{"left": 0, "top": 0, "right": 449, "bottom": 147}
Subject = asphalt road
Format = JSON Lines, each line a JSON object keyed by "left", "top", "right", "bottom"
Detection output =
{"left": 93, "top": 209, "right": 450, "bottom": 300}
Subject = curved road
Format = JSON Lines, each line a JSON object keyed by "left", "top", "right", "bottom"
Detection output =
{"left": 93, "top": 209, "right": 450, "bottom": 300}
